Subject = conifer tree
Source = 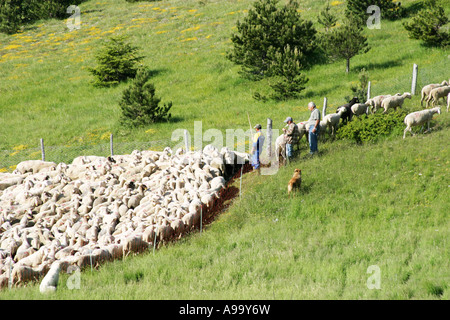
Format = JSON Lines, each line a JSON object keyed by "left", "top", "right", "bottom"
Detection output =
{"left": 403, "top": 0, "right": 449, "bottom": 47}
{"left": 119, "top": 68, "right": 172, "bottom": 127}
{"left": 227, "top": 0, "right": 316, "bottom": 79}
{"left": 268, "top": 45, "right": 308, "bottom": 100}
{"left": 320, "top": 17, "right": 370, "bottom": 73}
{"left": 88, "top": 36, "right": 145, "bottom": 87}
{"left": 317, "top": 2, "right": 337, "bottom": 32}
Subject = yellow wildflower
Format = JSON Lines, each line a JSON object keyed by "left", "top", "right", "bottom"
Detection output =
{"left": 331, "top": 1, "right": 343, "bottom": 6}
{"left": 100, "top": 132, "right": 111, "bottom": 140}
{"left": 181, "top": 37, "right": 198, "bottom": 42}
{"left": 3, "top": 44, "right": 22, "bottom": 50}
{"left": 13, "top": 144, "right": 28, "bottom": 151}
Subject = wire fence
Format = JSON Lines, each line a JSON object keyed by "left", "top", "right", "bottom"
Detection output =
{"left": 0, "top": 137, "right": 173, "bottom": 172}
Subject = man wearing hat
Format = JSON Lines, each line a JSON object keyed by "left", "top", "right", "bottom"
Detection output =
{"left": 307, "top": 101, "right": 321, "bottom": 155}
{"left": 282, "top": 116, "right": 299, "bottom": 160}
{"left": 251, "top": 123, "right": 265, "bottom": 174}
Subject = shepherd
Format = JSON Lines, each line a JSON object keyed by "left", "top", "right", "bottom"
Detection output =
{"left": 251, "top": 124, "right": 265, "bottom": 175}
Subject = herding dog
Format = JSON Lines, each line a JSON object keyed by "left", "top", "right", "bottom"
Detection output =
{"left": 288, "top": 168, "right": 302, "bottom": 197}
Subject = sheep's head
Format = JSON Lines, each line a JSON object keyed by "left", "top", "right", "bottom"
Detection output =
{"left": 403, "top": 92, "right": 412, "bottom": 99}
{"left": 337, "top": 107, "right": 347, "bottom": 115}
{"left": 349, "top": 97, "right": 359, "bottom": 104}
{"left": 441, "top": 80, "right": 448, "bottom": 86}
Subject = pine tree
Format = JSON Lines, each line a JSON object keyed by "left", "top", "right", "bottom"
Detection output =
{"left": 317, "top": 2, "right": 337, "bottom": 32}
{"left": 0, "top": 0, "right": 85, "bottom": 34}
{"left": 119, "top": 68, "right": 172, "bottom": 127}
{"left": 0, "top": 0, "right": 23, "bottom": 34}
{"left": 88, "top": 36, "right": 145, "bottom": 87}
{"left": 268, "top": 45, "right": 308, "bottom": 100}
{"left": 227, "top": 0, "right": 316, "bottom": 79}
{"left": 320, "top": 17, "right": 371, "bottom": 73}
{"left": 403, "top": 0, "right": 449, "bottom": 48}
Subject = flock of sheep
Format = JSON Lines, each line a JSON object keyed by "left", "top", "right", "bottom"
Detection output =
{"left": 0, "top": 146, "right": 249, "bottom": 290}
{"left": 0, "top": 77, "right": 448, "bottom": 292}
{"left": 275, "top": 79, "right": 449, "bottom": 162}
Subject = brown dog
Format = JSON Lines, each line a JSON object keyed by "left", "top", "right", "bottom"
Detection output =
{"left": 288, "top": 168, "right": 302, "bottom": 197}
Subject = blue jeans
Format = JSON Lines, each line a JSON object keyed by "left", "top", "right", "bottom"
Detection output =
{"left": 252, "top": 152, "right": 261, "bottom": 169}
{"left": 309, "top": 126, "right": 319, "bottom": 153}
{"left": 286, "top": 143, "right": 293, "bottom": 158}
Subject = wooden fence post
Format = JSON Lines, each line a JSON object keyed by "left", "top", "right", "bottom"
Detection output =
{"left": 411, "top": 64, "right": 418, "bottom": 95}
{"left": 323, "top": 97, "right": 327, "bottom": 118}
{"left": 367, "top": 81, "right": 371, "bottom": 114}
{"left": 40, "top": 138, "right": 45, "bottom": 161}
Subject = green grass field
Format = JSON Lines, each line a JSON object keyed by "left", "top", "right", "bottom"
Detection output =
{"left": 0, "top": 0, "right": 449, "bottom": 299}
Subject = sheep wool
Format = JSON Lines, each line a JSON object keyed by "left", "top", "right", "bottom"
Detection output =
{"left": 39, "top": 261, "right": 62, "bottom": 294}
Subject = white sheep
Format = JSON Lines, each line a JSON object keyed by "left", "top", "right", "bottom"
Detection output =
{"left": 382, "top": 92, "right": 411, "bottom": 113}
{"left": 39, "top": 260, "right": 61, "bottom": 293}
{"left": 351, "top": 103, "right": 369, "bottom": 117}
{"left": 321, "top": 107, "right": 347, "bottom": 137}
{"left": 0, "top": 145, "right": 238, "bottom": 287}
{"left": 16, "top": 160, "right": 57, "bottom": 175}
{"left": 403, "top": 107, "right": 441, "bottom": 139}
{"left": 421, "top": 80, "right": 448, "bottom": 107}
{"left": 365, "top": 95, "right": 394, "bottom": 114}
{"left": 426, "top": 86, "right": 450, "bottom": 108}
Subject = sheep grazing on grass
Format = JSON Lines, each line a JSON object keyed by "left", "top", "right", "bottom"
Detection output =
{"left": 382, "top": 92, "right": 411, "bottom": 114}
{"left": 426, "top": 86, "right": 450, "bottom": 108}
{"left": 336, "top": 97, "right": 359, "bottom": 124}
{"left": 403, "top": 107, "right": 441, "bottom": 139}
{"left": 421, "top": 80, "right": 448, "bottom": 107}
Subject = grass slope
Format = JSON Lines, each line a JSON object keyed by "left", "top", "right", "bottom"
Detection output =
{"left": 1, "top": 125, "right": 448, "bottom": 299}
{"left": 0, "top": 0, "right": 449, "bottom": 300}
{"left": 0, "top": 0, "right": 449, "bottom": 168}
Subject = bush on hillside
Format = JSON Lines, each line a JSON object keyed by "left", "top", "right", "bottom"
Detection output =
{"left": 88, "top": 36, "right": 145, "bottom": 87}
{"left": 345, "top": 68, "right": 369, "bottom": 103}
{"left": 119, "top": 68, "right": 172, "bottom": 127}
{"left": 0, "top": 0, "right": 85, "bottom": 34}
{"left": 403, "top": 0, "right": 449, "bottom": 48}
{"left": 336, "top": 110, "right": 408, "bottom": 143}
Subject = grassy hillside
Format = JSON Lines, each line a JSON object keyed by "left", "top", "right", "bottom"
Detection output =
{"left": 0, "top": 0, "right": 449, "bottom": 299}
{"left": 0, "top": 0, "right": 449, "bottom": 168}
{"left": 1, "top": 125, "right": 449, "bottom": 299}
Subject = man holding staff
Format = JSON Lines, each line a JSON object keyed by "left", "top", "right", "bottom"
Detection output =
{"left": 251, "top": 124, "right": 265, "bottom": 175}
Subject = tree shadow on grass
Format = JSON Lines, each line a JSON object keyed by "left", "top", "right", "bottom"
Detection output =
{"left": 353, "top": 59, "right": 404, "bottom": 72}
{"left": 403, "top": 1, "right": 427, "bottom": 18}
